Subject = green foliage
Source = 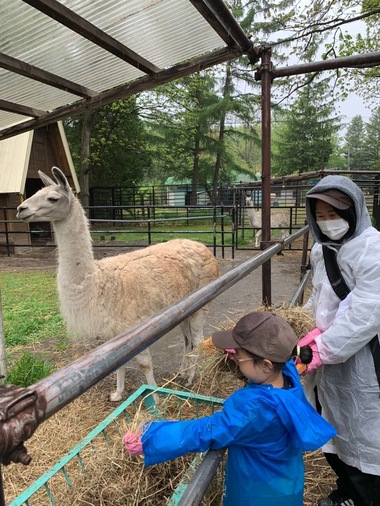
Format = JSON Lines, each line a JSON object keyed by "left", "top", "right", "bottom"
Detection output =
{"left": 7, "top": 351, "right": 55, "bottom": 387}
{"left": 364, "top": 106, "right": 380, "bottom": 170}
{"left": 64, "top": 97, "right": 151, "bottom": 192}
{"left": 344, "top": 115, "right": 367, "bottom": 169}
{"left": 272, "top": 79, "right": 340, "bottom": 175}
{"left": 0, "top": 271, "right": 66, "bottom": 346}
{"left": 336, "top": 1, "right": 380, "bottom": 101}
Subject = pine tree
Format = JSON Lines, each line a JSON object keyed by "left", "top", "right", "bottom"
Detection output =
{"left": 344, "top": 116, "right": 366, "bottom": 170}
{"left": 272, "top": 79, "right": 339, "bottom": 175}
{"left": 364, "top": 106, "right": 380, "bottom": 170}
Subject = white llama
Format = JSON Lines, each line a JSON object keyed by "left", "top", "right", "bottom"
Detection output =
{"left": 245, "top": 196, "right": 290, "bottom": 248}
{"left": 17, "top": 167, "right": 219, "bottom": 401}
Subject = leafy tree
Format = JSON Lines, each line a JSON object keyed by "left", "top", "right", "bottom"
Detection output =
{"left": 337, "top": 0, "right": 380, "bottom": 102}
{"left": 140, "top": 73, "right": 221, "bottom": 203}
{"left": 64, "top": 97, "right": 151, "bottom": 206}
{"left": 364, "top": 106, "right": 380, "bottom": 170}
{"left": 344, "top": 115, "right": 366, "bottom": 169}
{"left": 325, "top": 134, "right": 347, "bottom": 169}
{"left": 141, "top": 70, "right": 260, "bottom": 204}
{"left": 272, "top": 78, "right": 340, "bottom": 175}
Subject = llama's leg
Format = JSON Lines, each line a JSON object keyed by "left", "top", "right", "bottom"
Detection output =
{"left": 110, "top": 365, "right": 126, "bottom": 402}
{"left": 255, "top": 229, "right": 262, "bottom": 248}
{"left": 109, "top": 349, "right": 157, "bottom": 402}
{"left": 134, "top": 348, "right": 157, "bottom": 387}
{"left": 179, "top": 307, "right": 208, "bottom": 385}
{"left": 281, "top": 228, "right": 289, "bottom": 242}
{"left": 135, "top": 349, "right": 159, "bottom": 404}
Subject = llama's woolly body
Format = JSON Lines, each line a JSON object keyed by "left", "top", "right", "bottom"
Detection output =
{"left": 60, "top": 237, "right": 218, "bottom": 340}
{"left": 245, "top": 196, "right": 290, "bottom": 247}
{"left": 17, "top": 167, "right": 219, "bottom": 401}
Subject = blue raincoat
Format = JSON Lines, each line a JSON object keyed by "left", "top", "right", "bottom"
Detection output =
{"left": 142, "top": 361, "right": 336, "bottom": 505}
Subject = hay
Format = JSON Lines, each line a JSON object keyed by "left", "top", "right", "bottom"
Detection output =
{"left": 3, "top": 381, "right": 225, "bottom": 506}
{"left": 4, "top": 306, "right": 335, "bottom": 505}
{"left": 254, "top": 303, "right": 316, "bottom": 338}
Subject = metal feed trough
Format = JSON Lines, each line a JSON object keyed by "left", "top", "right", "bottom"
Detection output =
{"left": 9, "top": 385, "right": 224, "bottom": 506}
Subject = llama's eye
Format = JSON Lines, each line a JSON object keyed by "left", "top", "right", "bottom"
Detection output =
{"left": 48, "top": 197, "right": 59, "bottom": 203}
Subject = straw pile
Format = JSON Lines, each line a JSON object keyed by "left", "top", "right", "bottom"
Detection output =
{"left": 4, "top": 305, "right": 335, "bottom": 505}
{"left": 4, "top": 383, "right": 224, "bottom": 505}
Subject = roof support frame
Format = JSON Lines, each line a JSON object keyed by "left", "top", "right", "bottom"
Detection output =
{"left": 0, "top": 99, "right": 46, "bottom": 118}
{"left": 0, "top": 46, "right": 243, "bottom": 140}
{"left": 189, "top": 0, "right": 256, "bottom": 54}
{"left": 0, "top": 52, "right": 98, "bottom": 99}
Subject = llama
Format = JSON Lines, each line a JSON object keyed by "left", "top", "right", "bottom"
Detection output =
{"left": 245, "top": 196, "right": 290, "bottom": 248}
{"left": 16, "top": 167, "right": 219, "bottom": 401}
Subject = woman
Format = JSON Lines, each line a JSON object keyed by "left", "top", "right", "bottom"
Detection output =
{"left": 303, "top": 175, "right": 380, "bottom": 506}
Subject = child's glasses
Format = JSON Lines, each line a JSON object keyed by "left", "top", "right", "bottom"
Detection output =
{"left": 233, "top": 357, "right": 254, "bottom": 363}
{"left": 225, "top": 349, "right": 254, "bottom": 363}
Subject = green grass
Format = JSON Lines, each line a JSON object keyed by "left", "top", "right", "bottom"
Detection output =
{"left": 90, "top": 222, "right": 241, "bottom": 245}
{"left": 0, "top": 271, "right": 66, "bottom": 347}
{"left": 7, "top": 351, "right": 55, "bottom": 387}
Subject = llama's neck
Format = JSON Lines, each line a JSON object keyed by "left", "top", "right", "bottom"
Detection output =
{"left": 247, "top": 202, "right": 260, "bottom": 213}
{"left": 53, "top": 196, "right": 96, "bottom": 280}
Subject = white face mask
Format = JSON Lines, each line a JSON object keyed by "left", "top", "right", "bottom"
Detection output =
{"left": 317, "top": 219, "right": 350, "bottom": 240}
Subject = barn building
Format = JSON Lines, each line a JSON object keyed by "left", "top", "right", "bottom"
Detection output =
{"left": 0, "top": 121, "right": 79, "bottom": 253}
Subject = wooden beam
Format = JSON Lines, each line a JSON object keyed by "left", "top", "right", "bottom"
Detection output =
{"left": 189, "top": 0, "right": 254, "bottom": 53}
{"left": 0, "top": 52, "right": 98, "bottom": 98}
{"left": 22, "top": 0, "right": 161, "bottom": 75}
{"left": 0, "top": 99, "right": 47, "bottom": 117}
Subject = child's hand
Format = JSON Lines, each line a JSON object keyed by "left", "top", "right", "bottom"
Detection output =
{"left": 124, "top": 429, "right": 143, "bottom": 456}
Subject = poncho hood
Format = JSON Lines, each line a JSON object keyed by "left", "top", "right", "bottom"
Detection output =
{"left": 306, "top": 175, "right": 372, "bottom": 245}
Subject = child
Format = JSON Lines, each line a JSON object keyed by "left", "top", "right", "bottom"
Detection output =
{"left": 124, "top": 311, "right": 336, "bottom": 506}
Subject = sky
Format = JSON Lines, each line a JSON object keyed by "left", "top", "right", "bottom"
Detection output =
{"left": 339, "top": 93, "right": 372, "bottom": 121}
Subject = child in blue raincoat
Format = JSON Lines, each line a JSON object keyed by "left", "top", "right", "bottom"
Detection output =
{"left": 124, "top": 311, "right": 336, "bottom": 505}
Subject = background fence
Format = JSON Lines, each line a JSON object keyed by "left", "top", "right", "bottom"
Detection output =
{"left": 2, "top": 171, "right": 380, "bottom": 258}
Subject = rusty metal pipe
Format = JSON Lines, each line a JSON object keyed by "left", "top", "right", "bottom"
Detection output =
{"left": 260, "top": 46, "right": 273, "bottom": 305}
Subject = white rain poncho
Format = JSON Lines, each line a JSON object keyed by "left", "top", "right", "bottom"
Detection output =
{"left": 305, "top": 175, "right": 380, "bottom": 475}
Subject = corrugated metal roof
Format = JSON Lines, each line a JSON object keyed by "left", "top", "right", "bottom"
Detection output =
{"left": 0, "top": 0, "right": 256, "bottom": 139}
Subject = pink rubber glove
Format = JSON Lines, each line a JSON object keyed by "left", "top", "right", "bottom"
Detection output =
{"left": 124, "top": 429, "right": 143, "bottom": 456}
{"left": 298, "top": 328, "right": 321, "bottom": 347}
{"left": 294, "top": 328, "right": 322, "bottom": 374}
{"left": 301, "top": 341, "right": 323, "bottom": 376}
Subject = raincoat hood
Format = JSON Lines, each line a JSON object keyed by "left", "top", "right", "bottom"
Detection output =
{"left": 306, "top": 175, "right": 372, "bottom": 245}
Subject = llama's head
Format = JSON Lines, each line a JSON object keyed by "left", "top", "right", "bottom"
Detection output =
{"left": 245, "top": 195, "right": 253, "bottom": 206}
{"left": 17, "top": 167, "right": 72, "bottom": 223}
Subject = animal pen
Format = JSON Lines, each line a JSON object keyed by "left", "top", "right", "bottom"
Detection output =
{"left": 1, "top": 1, "right": 380, "bottom": 505}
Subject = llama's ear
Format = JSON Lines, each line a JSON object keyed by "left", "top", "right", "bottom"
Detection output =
{"left": 51, "top": 166, "right": 70, "bottom": 191}
{"left": 38, "top": 170, "right": 56, "bottom": 187}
